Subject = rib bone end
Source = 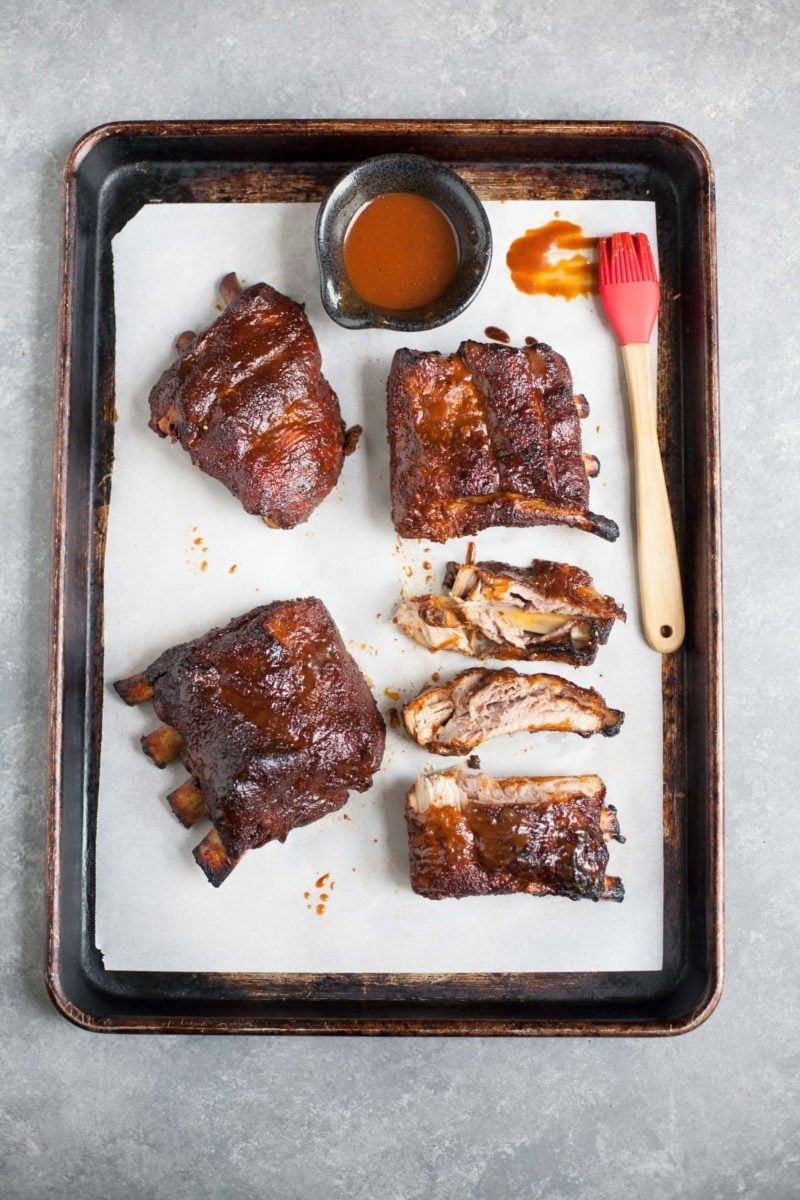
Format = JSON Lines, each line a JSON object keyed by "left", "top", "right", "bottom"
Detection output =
{"left": 114, "top": 672, "right": 154, "bottom": 706}
{"left": 219, "top": 272, "right": 242, "bottom": 305}
{"left": 574, "top": 393, "right": 590, "bottom": 418}
{"left": 141, "top": 724, "right": 184, "bottom": 768}
{"left": 193, "top": 827, "right": 241, "bottom": 887}
{"left": 167, "top": 778, "right": 206, "bottom": 828}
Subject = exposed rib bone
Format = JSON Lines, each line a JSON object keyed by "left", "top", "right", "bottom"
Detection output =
{"left": 582, "top": 453, "right": 600, "bottom": 478}
{"left": 218, "top": 271, "right": 242, "bottom": 305}
{"left": 141, "top": 724, "right": 184, "bottom": 767}
{"left": 193, "top": 827, "right": 242, "bottom": 887}
{"left": 600, "top": 803, "right": 625, "bottom": 844}
{"left": 174, "top": 330, "right": 196, "bottom": 352}
{"left": 167, "top": 778, "right": 206, "bottom": 828}
{"left": 114, "top": 672, "right": 154, "bottom": 706}
{"left": 408, "top": 770, "right": 607, "bottom": 814}
{"left": 573, "top": 393, "right": 590, "bottom": 418}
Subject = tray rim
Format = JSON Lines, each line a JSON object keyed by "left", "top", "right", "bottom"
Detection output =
{"left": 46, "top": 117, "right": 723, "bottom": 1036}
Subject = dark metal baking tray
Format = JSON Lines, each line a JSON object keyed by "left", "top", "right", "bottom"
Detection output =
{"left": 46, "top": 119, "right": 722, "bottom": 1034}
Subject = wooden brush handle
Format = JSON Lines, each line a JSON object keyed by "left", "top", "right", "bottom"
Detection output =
{"left": 621, "top": 342, "right": 685, "bottom": 654}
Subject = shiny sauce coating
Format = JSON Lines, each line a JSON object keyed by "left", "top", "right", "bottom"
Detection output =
{"left": 343, "top": 192, "right": 459, "bottom": 310}
{"left": 408, "top": 798, "right": 611, "bottom": 900}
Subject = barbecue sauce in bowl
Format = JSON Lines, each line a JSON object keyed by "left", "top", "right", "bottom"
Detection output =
{"left": 343, "top": 193, "right": 459, "bottom": 311}
{"left": 316, "top": 153, "right": 492, "bottom": 331}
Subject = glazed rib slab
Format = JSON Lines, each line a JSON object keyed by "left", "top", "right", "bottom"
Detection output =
{"left": 148, "top": 273, "right": 348, "bottom": 527}
{"left": 406, "top": 769, "right": 625, "bottom": 901}
{"left": 387, "top": 339, "right": 618, "bottom": 543}
{"left": 114, "top": 598, "right": 386, "bottom": 885}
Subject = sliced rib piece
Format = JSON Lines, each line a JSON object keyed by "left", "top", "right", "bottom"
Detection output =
{"left": 149, "top": 273, "right": 349, "bottom": 528}
{"left": 403, "top": 668, "right": 623, "bottom": 755}
{"left": 395, "top": 557, "right": 625, "bottom": 667}
{"left": 406, "top": 768, "right": 624, "bottom": 901}
{"left": 114, "top": 599, "right": 385, "bottom": 885}
{"left": 387, "top": 339, "right": 618, "bottom": 542}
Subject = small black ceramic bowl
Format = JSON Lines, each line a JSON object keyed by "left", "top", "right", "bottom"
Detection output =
{"left": 315, "top": 153, "right": 492, "bottom": 332}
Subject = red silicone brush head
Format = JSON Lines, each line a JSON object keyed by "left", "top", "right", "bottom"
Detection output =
{"left": 598, "top": 232, "right": 661, "bottom": 345}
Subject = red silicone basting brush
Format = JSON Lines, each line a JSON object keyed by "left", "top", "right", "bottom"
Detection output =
{"left": 599, "top": 232, "right": 685, "bottom": 654}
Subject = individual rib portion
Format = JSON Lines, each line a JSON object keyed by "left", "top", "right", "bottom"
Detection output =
{"left": 403, "top": 668, "right": 623, "bottom": 755}
{"left": 395, "top": 558, "right": 625, "bottom": 667}
{"left": 406, "top": 768, "right": 624, "bottom": 901}
{"left": 387, "top": 339, "right": 618, "bottom": 542}
{"left": 148, "top": 273, "right": 348, "bottom": 528}
{"left": 114, "top": 599, "right": 386, "bottom": 885}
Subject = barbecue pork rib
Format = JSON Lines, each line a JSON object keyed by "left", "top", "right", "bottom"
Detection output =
{"left": 403, "top": 668, "right": 623, "bottom": 755}
{"left": 395, "top": 557, "right": 625, "bottom": 667}
{"left": 387, "top": 339, "right": 618, "bottom": 542}
{"left": 114, "top": 598, "right": 385, "bottom": 885}
{"left": 406, "top": 769, "right": 624, "bottom": 901}
{"left": 149, "top": 273, "right": 349, "bottom": 528}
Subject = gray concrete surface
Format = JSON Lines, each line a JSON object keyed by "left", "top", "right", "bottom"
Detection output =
{"left": 1, "top": 1, "right": 798, "bottom": 1196}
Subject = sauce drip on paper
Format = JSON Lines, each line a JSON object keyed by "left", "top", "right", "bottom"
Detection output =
{"left": 484, "top": 325, "right": 510, "bottom": 343}
{"left": 507, "top": 219, "right": 597, "bottom": 300}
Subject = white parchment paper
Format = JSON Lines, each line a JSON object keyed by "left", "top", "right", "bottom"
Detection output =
{"left": 97, "top": 199, "right": 663, "bottom": 972}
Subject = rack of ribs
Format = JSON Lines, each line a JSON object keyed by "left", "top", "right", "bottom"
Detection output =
{"left": 395, "top": 557, "right": 625, "bottom": 667}
{"left": 387, "top": 338, "right": 618, "bottom": 542}
{"left": 406, "top": 769, "right": 624, "bottom": 901}
{"left": 114, "top": 598, "right": 385, "bottom": 886}
{"left": 149, "top": 273, "right": 357, "bottom": 528}
{"left": 403, "top": 668, "right": 623, "bottom": 755}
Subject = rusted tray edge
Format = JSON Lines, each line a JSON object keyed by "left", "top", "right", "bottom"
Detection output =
{"left": 46, "top": 118, "right": 723, "bottom": 1035}
{"left": 63, "top": 116, "right": 715, "bottom": 172}
{"left": 45, "top": 127, "right": 76, "bottom": 1027}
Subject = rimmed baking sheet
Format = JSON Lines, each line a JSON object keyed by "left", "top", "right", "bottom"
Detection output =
{"left": 47, "top": 120, "right": 722, "bottom": 1034}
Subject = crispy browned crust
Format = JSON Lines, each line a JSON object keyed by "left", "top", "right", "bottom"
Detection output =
{"left": 444, "top": 558, "right": 626, "bottom": 623}
{"left": 402, "top": 668, "right": 624, "bottom": 755}
{"left": 406, "top": 769, "right": 624, "bottom": 901}
{"left": 387, "top": 340, "right": 618, "bottom": 542}
{"left": 148, "top": 277, "right": 346, "bottom": 528}
{"left": 114, "top": 599, "right": 386, "bottom": 883}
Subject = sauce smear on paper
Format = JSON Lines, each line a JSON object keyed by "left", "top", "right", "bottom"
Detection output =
{"left": 344, "top": 193, "right": 459, "bottom": 310}
{"left": 507, "top": 219, "right": 597, "bottom": 300}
